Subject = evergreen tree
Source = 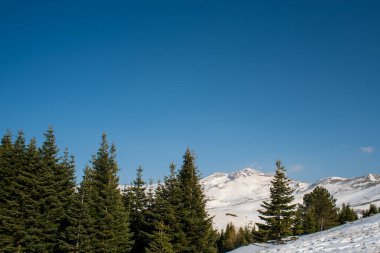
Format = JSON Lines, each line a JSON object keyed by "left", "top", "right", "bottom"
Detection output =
{"left": 216, "top": 229, "right": 225, "bottom": 253}
{"left": 302, "top": 186, "right": 339, "bottom": 232}
{"left": 292, "top": 204, "right": 304, "bottom": 236}
{"left": 146, "top": 221, "right": 174, "bottom": 253}
{"left": 220, "top": 223, "right": 237, "bottom": 252}
{"left": 38, "top": 127, "right": 63, "bottom": 251}
{"left": 88, "top": 134, "right": 133, "bottom": 252}
{"left": 153, "top": 163, "right": 186, "bottom": 252}
{"left": 75, "top": 166, "right": 96, "bottom": 252}
{"left": 0, "top": 131, "right": 16, "bottom": 251}
{"left": 21, "top": 138, "right": 44, "bottom": 251}
{"left": 0, "top": 131, "right": 30, "bottom": 251}
{"left": 300, "top": 205, "right": 317, "bottom": 234}
{"left": 339, "top": 203, "right": 358, "bottom": 224}
{"left": 243, "top": 226, "right": 255, "bottom": 245}
{"left": 256, "top": 160, "right": 296, "bottom": 243}
{"left": 0, "top": 131, "right": 42, "bottom": 252}
{"left": 124, "top": 166, "right": 153, "bottom": 253}
{"left": 176, "top": 149, "right": 218, "bottom": 252}
{"left": 362, "top": 203, "right": 379, "bottom": 217}
{"left": 235, "top": 227, "right": 249, "bottom": 248}
{"left": 54, "top": 148, "right": 78, "bottom": 252}
{"left": 217, "top": 223, "right": 254, "bottom": 252}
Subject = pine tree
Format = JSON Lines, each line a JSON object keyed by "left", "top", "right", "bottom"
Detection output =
{"left": 242, "top": 226, "right": 255, "bottom": 245}
{"left": 292, "top": 204, "right": 304, "bottom": 236}
{"left": 54, "top": 149, "right": 78, "bottom": 252}
{"left": 256, "top": 160, "right": 296, "bottom": 243}
{"left": 235, "top": 227, "right": 248, "bottom": 248}
{"left": 89, "top": 134, "right": 133, "bottom": 252}
{"left": 146, "top": 221, "right": 174, "bottom": 253}
{"left": 216, "top": 229, "right": 225, "bottom": 253}
{"left": 302, "top": 186, "right": 339, "bottom": 232}
{"left": 362, "top": 203, "right": 379, "bottom": 217}
{"left": 124, "top": 166, "right": 152, "bottom": 253}
{"left": 0, "top": 131, "right": 29, "bottom": 251}
{"left": 338, "top": 203, "right": 358, "bottom": 224}
{"left": 38, "top": 127, "right": 63, "bottom": 251}
{"left": 0, "top": 131, "right": 16, "bottom": 251}
{"left": 153, "top": 163, "right": 186, "bottom": 252}
{"left": 301, "top": 205, "right": 317, "bottom": 234}
{"left": 20, "top": 138, "right": 44, "bottom": 251}
{"left": 176, "top": 148, "right": 218, "bottom": 252}
{"left": 220, "top": 222, "right": 237, "bottom": 252}
{"left": 75, "top": 166, "right": 96, "bottom": 252}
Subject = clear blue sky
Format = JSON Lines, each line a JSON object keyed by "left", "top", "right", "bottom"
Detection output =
{"left": 1, "top": 0, "right": 379, "bottom": 184}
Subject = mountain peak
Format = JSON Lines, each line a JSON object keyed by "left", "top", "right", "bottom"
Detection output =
{"left": 228, "top": 168, "right": 267, "bottom": 180}
{"left": 366, "top": 173, "right": 379, "bottom": 182}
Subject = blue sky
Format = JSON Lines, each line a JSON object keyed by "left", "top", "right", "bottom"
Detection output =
{"left": 1, "top": 1, "right": 379, "bottom": 184}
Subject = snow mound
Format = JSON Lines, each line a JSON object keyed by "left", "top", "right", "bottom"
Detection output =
{"left": 229, "top": 213, "right": 380, "bottom": 253}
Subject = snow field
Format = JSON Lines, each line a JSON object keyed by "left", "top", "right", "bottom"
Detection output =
{"left": 229, "top": 213, "right": 380, "bottom": 253}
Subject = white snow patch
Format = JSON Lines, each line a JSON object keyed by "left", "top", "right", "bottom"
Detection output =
{"left": 229, "top": 213, "right": 380, "bottom": 253}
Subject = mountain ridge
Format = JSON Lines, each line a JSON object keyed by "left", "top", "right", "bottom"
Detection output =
{"left": 201, "top": 168, "right": 380, "bottom": 229}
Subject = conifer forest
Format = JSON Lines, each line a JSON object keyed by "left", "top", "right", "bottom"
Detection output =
{"left": 0, "top": 128, "right": 375, "bottom": 252}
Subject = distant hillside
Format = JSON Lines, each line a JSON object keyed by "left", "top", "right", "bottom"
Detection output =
{"left": 201, "top": 168, "right": 380, "bottom": 229}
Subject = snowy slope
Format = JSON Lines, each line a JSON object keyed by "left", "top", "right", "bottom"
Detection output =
{"left": 229, "top": 213, "right": 380, "bottom": 253}
{"left": 201, "top": 168, "right": 380, "bottom": 229}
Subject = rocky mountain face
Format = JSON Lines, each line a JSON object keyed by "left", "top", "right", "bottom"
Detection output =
{"left": 201, "top": 168, "right": 380, "bottom": 230}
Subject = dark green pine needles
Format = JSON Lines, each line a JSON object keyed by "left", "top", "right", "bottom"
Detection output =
{"left": 81, "top": 133, "right": 133, "bottom": 252}
{"left": 256, "top": 160, "right": 296, "bottom": 243}
{"left": 0, "top": 128, "right": 79, "bottom": 252}
{"left": 176, "top": 149, "right": 218, "bottom": 253}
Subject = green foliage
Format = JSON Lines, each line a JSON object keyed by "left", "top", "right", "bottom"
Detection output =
{"left": 19, "top": 138, "right": 43, "bottom": 251}
{"left": 302, "top": 186, "right": 339, "bottom": 232}
{"left": 220, "top": 222, "right": 237, "bottom": 252}
{"left": 217, "top": 223, "right": 255, "bottom": 252}
{"left": 0, "top": 130, "right": 21, "bottom": 251}
{"left": 339, "top": 203, "right": 358, "bottom": 224}
{"left": 146, "top": 221, "right": 174, "bottom": 253}
{"left": 123, "top": 166, "right": 154, "bottom": 253}
{"left": 153, "top": 163, "right": 185, "bottom": 252}
{"left": 292, "top": 204, "right": 304, "bottom": 236}
{"left": 83, "top": 134, "right": 133, "bottom": 252}
{"left": 256, "top": 160, "right": 296, "bottom": 242}
{"left": 176, "top": 148, "right": 218, "bottom": 252}
{"left": 75, "top": 166, "right": 96, "bottom": 252}
{"left": 362, "top": 203, "right": 379, "bottom": 218}
{"left": 0, "top": 128, "right": 79, "bottom": 252}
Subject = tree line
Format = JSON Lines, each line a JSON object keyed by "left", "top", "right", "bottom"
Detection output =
{"left": 1, "top": 128, "right": 378, "bottom": 252}
{"left": 0, "top": 128, "right": 216, "bottom": 252}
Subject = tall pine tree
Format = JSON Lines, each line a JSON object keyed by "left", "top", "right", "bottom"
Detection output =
{"left": 153, "top": 163, "right": 184, "bottom": 252}
{"left": 35, "top": 127, "right": 78, "bottom": 251}
{"left": 256, "top": 160, "right": 296, "bottom": 243}
{"left": 20, "top": 137, "right": 44, "bottom": 251}
{"left": 0, "top": 131, "right": 16, "bottom": 251}
{"left": 88, "top": 133, "right": 133, "bottom": 252}
{"left": 124, "top": 166, "right": 153, "bottom": 253}
{"left": 176, "top": 148, "right": 217, "bottom": 253}
{"left": 75, "top": 166, "right": 96, "bottom": 252}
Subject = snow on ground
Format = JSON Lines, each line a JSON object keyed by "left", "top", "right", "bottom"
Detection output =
{"left": 202, "top": 168, "right": 380, "bottom": 229}
{"left": 229, "top": 213, "right": 380, "bottom": 253}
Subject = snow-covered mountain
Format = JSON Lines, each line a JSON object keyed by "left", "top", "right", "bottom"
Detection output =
{"left": 201, "top": 168, "right": 380, "bottom": 229}
{"left": 230, "top": 213, "right": 380, "bottom": 253}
